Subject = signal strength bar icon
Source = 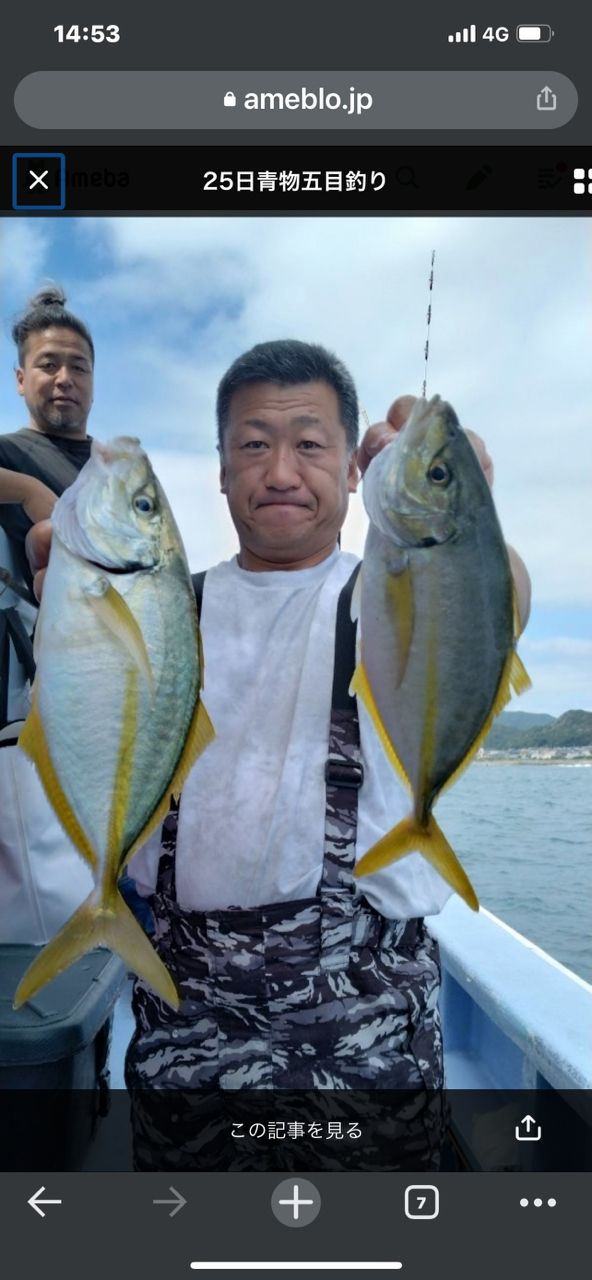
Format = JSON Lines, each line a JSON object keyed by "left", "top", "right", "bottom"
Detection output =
{"left": 448, "top": 25, "right": 477, "bottom": 42}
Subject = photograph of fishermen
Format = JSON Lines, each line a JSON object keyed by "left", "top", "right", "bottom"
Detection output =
{"left": 0, "top": 216, "right": 589, "bottom": 1173}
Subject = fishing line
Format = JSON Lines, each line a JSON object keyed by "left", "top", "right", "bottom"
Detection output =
{"left": 421, "top": 249, "right": 436, "bottom": 398}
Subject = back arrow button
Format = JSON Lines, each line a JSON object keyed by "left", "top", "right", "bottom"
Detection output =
{"left": 28, "top": 1186, "right": 63, "bottom": 1218}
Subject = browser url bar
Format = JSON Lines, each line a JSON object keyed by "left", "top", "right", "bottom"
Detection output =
{"left": 14, "top": 71, "right": 577, "bottom": 130}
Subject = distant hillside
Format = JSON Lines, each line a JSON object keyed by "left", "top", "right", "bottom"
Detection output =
{"left": 496, "top": 711, "right": 555, "bottom": 731}
{"left": 518, "top": 710, "right": 592, "bottom": 748}
{"left": 485, "top": 711, "right": 554, "bottom": 750}
{"left": 486, "top": 709, "right": 592, "bottom": 751}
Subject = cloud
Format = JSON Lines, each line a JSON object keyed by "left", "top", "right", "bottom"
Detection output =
{"left": 149, "top": 451, "right": 236, "bottom": 570}
{"left": 521, "top": 636, "right": 592, "bottom": 658}
{"left": 513, "top": 659, "right": 591, "bottom": 717}
{"left": 1, "top": 214, "right": 590, "bottom": 621}
{"left": 0, "top": 222, "right": 50, "bottom": 309}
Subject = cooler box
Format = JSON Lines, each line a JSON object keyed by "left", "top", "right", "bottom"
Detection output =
{"left": 0, "top": 945, "right": 126, "bottom": 1169}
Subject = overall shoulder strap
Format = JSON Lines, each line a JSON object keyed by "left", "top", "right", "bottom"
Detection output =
{"left": 319, "top": 561, "right": 364, "bottom": 966}
{"left": 330, "top": 562, "right": 361, "bottom": 712}
{"left": 191, "top": 571, "right": 206, "bottom": 621}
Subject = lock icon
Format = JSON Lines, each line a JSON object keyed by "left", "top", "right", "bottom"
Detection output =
{"left": 224, "top": 90, "right": 237, "bottom": 108}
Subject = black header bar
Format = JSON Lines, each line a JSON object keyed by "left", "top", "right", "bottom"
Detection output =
{"left": 3, "top": 146, "right": 592, "bottom": 215}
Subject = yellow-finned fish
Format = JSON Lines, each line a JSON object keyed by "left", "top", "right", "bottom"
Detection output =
{"left": 14, "top": 437, "right": 214, "bottom": 1010}
{"left": 352, "top": 396, "right": 531, "bottom": 910}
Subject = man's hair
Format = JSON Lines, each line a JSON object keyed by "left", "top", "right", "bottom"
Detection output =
{"left": 216, "top": 339, "right": 359, "bottom": 452}
{"left": 12, "top": 284, "right": 95, "bottom": 365}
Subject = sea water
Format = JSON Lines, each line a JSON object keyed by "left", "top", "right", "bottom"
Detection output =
{"left": 436, "top": 763, "right": 592, "bottom": 984}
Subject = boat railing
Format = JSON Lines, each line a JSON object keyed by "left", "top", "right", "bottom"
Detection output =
{"left": 428, "top": 897, "right": 592, "bottom": 1096}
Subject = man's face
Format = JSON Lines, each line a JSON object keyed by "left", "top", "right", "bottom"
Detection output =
{"left": 16, "top": 327, "right": 94, "bottom": 438}
{"left": 219, "top": 380, "right": 358, "bottom": 570}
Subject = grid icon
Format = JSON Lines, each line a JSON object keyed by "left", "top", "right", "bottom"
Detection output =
{"left": 573, "top": 168, "right": 592, "bottom": 195}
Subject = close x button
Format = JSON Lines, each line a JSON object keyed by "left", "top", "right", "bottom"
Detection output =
{"left": 12, "top": 152, "right": 66, "bottom": 209}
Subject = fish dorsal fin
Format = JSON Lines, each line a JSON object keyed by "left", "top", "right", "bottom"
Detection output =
{"left": 440, "top": 643, "right": 533, "bottom": 796}
{"left": 18, "top": 690, "right": 98, "bottom": 872}
{"left": 350, "top": 660, "right": 411, "bottom": 793}
{"left": 123, "top": 693, "right": 215, "bottom": 867}
{"left": 385, "top": 557, "right": 414, "bottom": 687}
{"left": 84, "top": 578, "right": 154, "bottom": 692}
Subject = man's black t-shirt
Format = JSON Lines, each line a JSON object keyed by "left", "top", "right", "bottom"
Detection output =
{"left": 0, "top": 428, "right": 92, "bottom": 588}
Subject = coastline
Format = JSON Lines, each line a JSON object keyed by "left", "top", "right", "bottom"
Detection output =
{"left": 477, "top": 750, "right": 592, "bottom": 766}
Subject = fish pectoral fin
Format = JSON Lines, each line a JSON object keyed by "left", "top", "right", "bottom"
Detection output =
{"left": 13, "top": 889, "right": 180, "bottom": 1011}
{"left": 385, "top": 558, "right": 414, "bottom": 687}
{"left": 84, "top": 578, "right": 154, "bottom": 693}
{"left": 123, "top": 695, "right": 215, "bottom": 867}
{"left": 176, "top": 698, "right": 216, "bottom": 786}
{"left": 355, "top": 813, "right": 479, "bottom": 912}
{"left": 18, "top": 692, "right": 98, "bottom": 872}
{"left": 350, "top": 660, "right": 411, "bottom": 792}
{"left": 510, "top": 649, "right": 532, "bottom": 697}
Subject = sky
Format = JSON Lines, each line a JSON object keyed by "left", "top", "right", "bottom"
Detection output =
{"left": 0, "top": 215, "right": 590, "bottom": 716}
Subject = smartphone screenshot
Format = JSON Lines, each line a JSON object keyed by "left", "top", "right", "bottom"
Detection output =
{"left": 0, "top": 3, "right": 590, "bottom": 1277}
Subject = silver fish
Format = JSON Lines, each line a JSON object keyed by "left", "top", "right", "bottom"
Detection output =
{"left": 352, "top": 396, "right": 531, "bottom": 909}
{"left": 15, "top": 437, "right": 214, "bottom": 1009}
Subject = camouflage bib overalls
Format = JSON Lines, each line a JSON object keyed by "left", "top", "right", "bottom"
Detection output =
{"left": 125, "top": 567, "right": 444, "bottom": 1170}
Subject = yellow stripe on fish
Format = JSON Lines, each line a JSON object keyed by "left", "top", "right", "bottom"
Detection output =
{"left": 19, "top": 688, "right": 98, "bottom": 874}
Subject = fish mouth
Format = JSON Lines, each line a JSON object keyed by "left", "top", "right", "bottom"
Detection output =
{"left": 418, "top": 533, "right": 454, "bottom": 548}
{"left": 88, "top": 558, "right": 157, "bottom": 574}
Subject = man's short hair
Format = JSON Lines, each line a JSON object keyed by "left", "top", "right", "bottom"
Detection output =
{"left": 12, "top": 284, "right": 95, "bottom": 366}
{"left": 216, "top": 339, "right": 359, "bottom": 453}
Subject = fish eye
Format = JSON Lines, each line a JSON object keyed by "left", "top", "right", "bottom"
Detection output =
{"left": 133, "top": 493, "right": 155, "bottom": 514}
{"left": 427, "top": 462, "right": 450, "bottom": 486}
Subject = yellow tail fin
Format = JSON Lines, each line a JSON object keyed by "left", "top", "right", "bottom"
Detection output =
{"left": 355, "top": 812, "right": 479, "bottom": 912}
{"left": 13, "top": 890, "right": 180, "bottom": 1011}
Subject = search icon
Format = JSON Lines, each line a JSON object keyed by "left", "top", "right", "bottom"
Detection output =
{"left": 396, "top": 165, "right": 419, "bottom": 188}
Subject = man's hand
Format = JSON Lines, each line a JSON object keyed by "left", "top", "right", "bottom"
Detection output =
{"left": 357, "top": 394, "right": 494, "bottom": 490}
{"left": 356, "top": 395, "right": 417, "bottom": 476}
{"left": 21, "top": 477, "right": 58, "bottom": 524}
{"left": 25, "top": 519, "right": 52, "bottom": 602}
{"left": 464, "top": 429, "right": 494, "bottom": 490}
{"left": 0, "top": 469, "right": 57, "bottom": 522}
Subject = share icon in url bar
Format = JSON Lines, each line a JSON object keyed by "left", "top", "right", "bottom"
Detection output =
{"left": 190, "top": 1265, "right": 403, "bottom": 1271}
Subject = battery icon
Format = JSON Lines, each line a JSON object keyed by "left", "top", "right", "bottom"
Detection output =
{"left": 516, "top": 24, "right": 554, "bottom": 41}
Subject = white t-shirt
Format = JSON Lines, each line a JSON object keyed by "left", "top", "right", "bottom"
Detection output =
{"left": 129, "top": 549, "right": 452, "bottom": 919}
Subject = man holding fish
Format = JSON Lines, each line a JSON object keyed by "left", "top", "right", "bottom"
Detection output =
{"left": 23, "top": 335, "right": 530, "bottom": 1170}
